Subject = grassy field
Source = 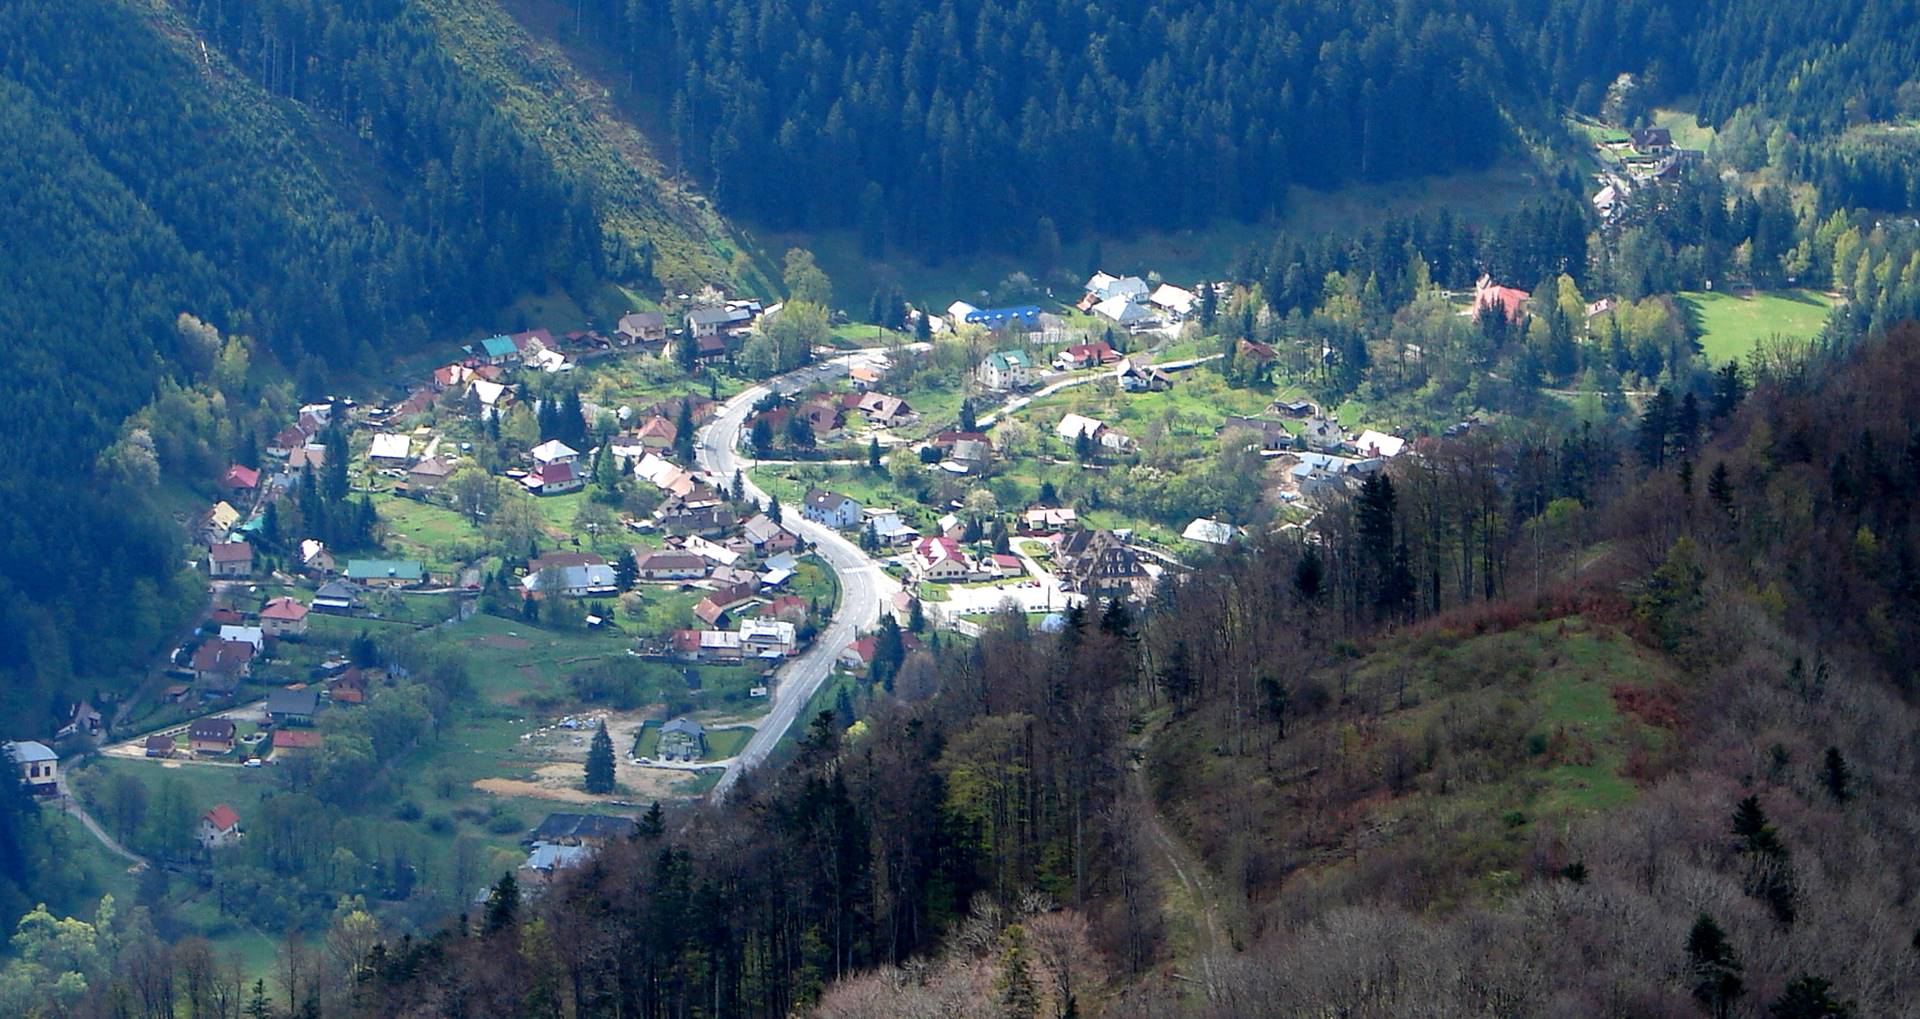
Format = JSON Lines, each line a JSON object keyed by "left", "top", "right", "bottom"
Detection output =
{"left": 1652, "top": 107, "right": 1717, "bottom": 153}
{"left": 1007, "top": 370, "right": 1292, "bottom": 446}
{"left": 1678, "top": 288, "right": 1834, "bottom": 365}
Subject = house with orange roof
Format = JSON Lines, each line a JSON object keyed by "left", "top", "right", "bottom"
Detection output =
{"left": 199, "top": 804, "right": 242, "bottom": 849}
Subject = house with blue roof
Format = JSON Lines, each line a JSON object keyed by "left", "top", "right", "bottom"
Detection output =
{"left": 964, "top": 305, "right": 1043, "bottom": 329}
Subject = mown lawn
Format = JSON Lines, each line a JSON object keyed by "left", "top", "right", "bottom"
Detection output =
{"left": 1009, "top": 370, "right": 1285, "bottom": 446}
{"left": 633, "top": 722, "right": 753, "bottom": 760}
{"left": 378, "top": 495, "right": 482, "bottom": 572}
{"left": 1678, "top": 288, "right": 1834, "bottom": 365}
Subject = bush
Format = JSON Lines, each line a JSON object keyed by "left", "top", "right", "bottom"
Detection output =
{"left": 393, "top": 800, "right": 423, "bottom": 822}
{"left": 426, "top": 815, "right": 454, "bottom": 835}
{"left": 486, "top": 806, "right": 523, "bottom": 834}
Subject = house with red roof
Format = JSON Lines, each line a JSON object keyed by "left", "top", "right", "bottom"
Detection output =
{"left": 840, "top": 631, "right": 925, "bottom": 669}
{"left": 198, "top": 804, "right": 242, "bottom": 849}
{"left": 521, "top": 460, "right": 583, "bottom": 495}
{"left": 636, "top": 415, "right": 678, "bottom": 450}
{"left": 1055, "top": 341, "right": 1119, "bottom": 370}
{"left": 267, "top": 426, "right": 310, "bottom": 457}
{"left": 510, "top": 328, "right": 555, "bottom": 355}
{"left": 756, "top": 594, "right": 808, "bottom": 622}
{"left": 982, "top": 553, "right": 1026, "bottom": 580}
{"left": 1472, "top": 275, "right": 1531, "bottom": 324}
{"left": 911, "top": 536, "right": 976, "bottom": 582}
{"left": 271, "top": 729, "right": 324, "bottom": 755}
{"left": 1236, "top": 339, "right": 1278, "bottom": 364}
{"left": 259, "top": 597, "right": 309, "bottom": 637}
{"left": 222, "top": 464, "right": 260, "bottom": 493}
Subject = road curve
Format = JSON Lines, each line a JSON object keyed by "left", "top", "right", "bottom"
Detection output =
{"left": 698, "top": 350, "right": 902, "bottom": 799}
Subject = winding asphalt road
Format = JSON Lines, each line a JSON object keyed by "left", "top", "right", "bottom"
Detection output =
{"left": 698, "top": 349, "right": 903, "bottom": 799}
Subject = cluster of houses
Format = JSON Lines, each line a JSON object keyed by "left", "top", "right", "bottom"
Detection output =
{"left": 1213, "top": 395, "right": 1411, "bottom": 506}
{"left": 741, "top": 386, "right": 920, "bottom": 446}
{"left": 974, "top": 343, "right": 1176, "bottom": 396}
{"left": 1078, "top": 271, "right": 1200, "bottom": 331}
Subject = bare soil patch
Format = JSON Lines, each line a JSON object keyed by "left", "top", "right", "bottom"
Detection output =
{"left": 470, "top": 708, "right": 711, "bottom": 802}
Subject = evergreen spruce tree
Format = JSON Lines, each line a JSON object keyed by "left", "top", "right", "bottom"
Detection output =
{"left": 907, "top": 597, "right": 925, "bottom": 633}
{"left": 1637, "top": 387, "right": 1674, "bottom": 467}
{"left": 768, "top": 496, "right": 783, "bottom": 523}
{"left": 1770, "top": 976, "right": 1854, "bottom": 1019}
{"left": 638, "top": 801, "right": 665, "bottom": 839}
{"left": 869, "top": 436, "right": 882, "bottom": 470}
{"left": 245, "top": 979, "right": 273, "bottom": 1019}
{"left": 585, "top": 721, "right": 616, "bottom": 794}
{"left": 614, "top": 548, "right": 639, "bottom": 591}
{"left": 674, "top": 399, "right": 696, "bottom": 463}
{"left": 833, "top": 686, "right": 855, "bottom": 731}
{"left": 751, "top": 417, "right": 774, "bottom": 457}
{"left": 872, "top": 615, "right": 906, "bottom": 693}
{"left": 1707, "top": 461, "right": 1735, "bottom": 517}
{"left": 1822, "top": 747, "right": 1851, "bottom": 802}
{"left": 1686, "top": 913, "right": 1745, "bottom": 1018}
{"left": 484, "top": 872, "right": 518, "bottom": 933}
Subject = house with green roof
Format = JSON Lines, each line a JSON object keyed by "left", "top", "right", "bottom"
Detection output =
{"left": 344, "top": 559, "right": 425, "bottom": 587}
{"left": 977, "top": 349, "right": 1034, "bottom": 391}
{"left": 480, "top": 335, "right": 520, "bottom": 364}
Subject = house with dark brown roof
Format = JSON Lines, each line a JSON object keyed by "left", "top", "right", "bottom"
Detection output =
{"left": 268, "top": 426, "right": 310, "bottom": 457}
{"left": 1058, "top": 530, "right": 1148, "bottom": 600}
{"left": 191, "top": 639, "right": 254, "bottom": 694}
{"left": 616, "top": 311, "right": 667, "bottom": 346}
{"left": 634, "top": 551, "right": 708, "bottom": 581}
{"left": 408, "top": 456, "right": 454, "bottom": 490}
{"left": 208, "top": 541, "right": 253, "bottom": 578}
{"left": 188, "top": 718, "right": 237, "bottom": 755}
{"left": 801, "top": 489, "right": 862, "bottom": 529}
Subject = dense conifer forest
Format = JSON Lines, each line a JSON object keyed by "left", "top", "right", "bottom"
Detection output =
{"left": 565, "top": 0, "right": 1920, "bottom": 253}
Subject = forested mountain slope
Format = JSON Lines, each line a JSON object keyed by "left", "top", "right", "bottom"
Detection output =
{"left": 0, "top": 0, "right": 650, "bottom": 719}
{"left": 556, "top": 0, "right": 1920, "bottom": 257}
